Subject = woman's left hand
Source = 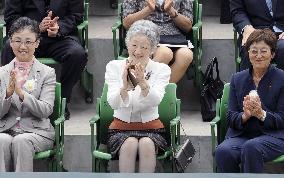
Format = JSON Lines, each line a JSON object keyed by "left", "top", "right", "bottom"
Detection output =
{"left": 14, "top": 78, "right": 24, "bottom": 100}
{"left": 164, "top": 0, "right": 174, "bottom": 13}
{"left": 132, "top": 63, "right": 146, "bottom": 84}
{"left": 249, "top": 96, "right": 264, "bottom": 119}
{"left": 279, "top": 32, "right": 284, "bottom": 40}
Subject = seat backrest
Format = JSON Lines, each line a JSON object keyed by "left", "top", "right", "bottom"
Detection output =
{"left": 187, "top": 0, "right": 199, "bottom": 40}
{"left": 84, "top": 0, "right": 89, "bottom": 21}
{"left": 97, "top": 83, "right": 114, "bottom": 144}
{"left": 97, "top": 83, "right": 177, "bottom": 145}
{"left": 158, "top": 83, "right": 177, "bottom": 142}
{"left": 218, "top": 83, "right": 230, "bottom": 142}
{"left": 118, "top": 3, "right": 127, "bottom": 57}
{"left": 193, "top": 0, "right": 199, "bottom": 25}
{"left": 49, "top": 82, "right": 62, "bottom": 127}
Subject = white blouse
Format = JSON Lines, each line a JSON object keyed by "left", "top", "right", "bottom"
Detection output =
{"left": 105, "top": 59, "right": 171, "bottom": 123}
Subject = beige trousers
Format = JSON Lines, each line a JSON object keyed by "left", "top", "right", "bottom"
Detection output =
{"left": 0, "top": 132, "right": 53, "bottom": 172}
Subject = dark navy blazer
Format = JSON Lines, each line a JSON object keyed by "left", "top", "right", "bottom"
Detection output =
{"left": 226, "top": 66, "right": 284, "bottom": 140}
{"left": 230, "top": 0, "right": 284, "bottom": 34}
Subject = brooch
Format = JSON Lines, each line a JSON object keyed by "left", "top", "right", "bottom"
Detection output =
{"left": 23, "top": 79, "right": 36, "bottom": 93}
{"left": 145, "top": 71, "right": 152, "bottom": 80}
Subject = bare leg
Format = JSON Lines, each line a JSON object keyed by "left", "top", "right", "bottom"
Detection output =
{"left": 153, "top": 45, "right": 173, "bottom": 64}
{"left": 119, "top": 137, "right": 138, "bottom": 172}
{"left": 170, "top": 47, "right": 193, "bottom": 83}
{"left": 138, "top": 137, "right": 156, "bottom": 173}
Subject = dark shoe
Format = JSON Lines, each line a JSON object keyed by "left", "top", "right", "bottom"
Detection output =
{"left": 65, "top": 107, "right": 70, "bottom": 120}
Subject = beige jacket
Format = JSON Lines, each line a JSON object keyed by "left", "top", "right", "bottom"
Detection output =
{"left": 0, "top": 59, "right": 56, "bottom": 140}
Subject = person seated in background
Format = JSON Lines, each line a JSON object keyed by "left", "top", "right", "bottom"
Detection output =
{"left": 110, "top": 0, "right": 118, "bottom": 9}
{"left": 105, "top": 20, "right": 171, "bottom": 172}
{"left": 215, "top": 29, "right": 284, "bottom": 173}
{"left": 122, "top": 0, "right": 193, "bottom": 83}
{"left": 1, "top": 0, "right": 88, "bottom": 119}
{"left": 230, "top": 0, "right": 284, "bottom": 71}
{"left": 0, "top": 17, "right": 56, "bottom": 172}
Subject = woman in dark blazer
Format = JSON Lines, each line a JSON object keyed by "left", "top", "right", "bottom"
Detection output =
{"left": 215, "top": 29, "right": 284, "bottom": 173}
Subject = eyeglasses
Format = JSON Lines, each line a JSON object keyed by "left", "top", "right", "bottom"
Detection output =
{"left": 11, "top": 39, "right": 37, "bottom": 47}
{"left": 248, "top": 48, "right": 270, "bottom": 56}
{"left": 129, "top": 43, "right": 150, "bottom": 51}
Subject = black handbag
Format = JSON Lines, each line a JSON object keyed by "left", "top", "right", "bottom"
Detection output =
{"left": 173, "top": 138, "right": 195, "bottom": 172}
{"left": 200, "top": 57, "right": 224, "bottom": 122}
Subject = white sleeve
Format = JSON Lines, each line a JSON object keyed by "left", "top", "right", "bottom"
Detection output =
{"left": 138, "top": 64, "right": 171, "bottom": 107}
{"left": 105, "top": 61, "right": 130, "bottom": 110}
{"left": 0, "top": 73, "right": 12, "bottom": 119}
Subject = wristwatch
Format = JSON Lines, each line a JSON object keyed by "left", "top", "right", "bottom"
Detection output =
{"left": 241, "top": 25, "right": 253, "bottom": 34}
{"left": 56, "top": 31, "right": 62, "bottom": 38}
{"left": 260, "top": 110, "right": 266, "bottom": 122}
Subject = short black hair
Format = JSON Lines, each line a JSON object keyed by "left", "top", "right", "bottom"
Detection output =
{"left": 8, "top": 17, "right": 40, "bottom": 40}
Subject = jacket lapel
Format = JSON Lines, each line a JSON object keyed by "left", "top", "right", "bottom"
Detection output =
{"left": 24, "top": 59, "right": 42, "bottom": 95}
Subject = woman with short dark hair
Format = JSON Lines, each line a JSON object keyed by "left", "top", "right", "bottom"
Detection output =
{"left": 215, "top": 29, "right": 284, "bottom": 173}
{"left": 0, "top": 17, "right": 56, "bottom": 172}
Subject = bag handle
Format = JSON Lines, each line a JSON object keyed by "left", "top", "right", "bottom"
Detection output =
{"left": 212, "top": 57, "right": 221, "bottom": 80}
{"left": 203, "top": 58, "right": 214, "bottom": 83}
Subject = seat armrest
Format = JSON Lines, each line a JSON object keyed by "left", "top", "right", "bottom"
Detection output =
{"left": 77, "top": 21, "right": 88, "bottom": 47}
{"left": 111, "top": 21, "right": 122, "bottom": 32}
{"left": 90, "top": 114, "right": 100, "bottom": 125}
{"left": 170, "top": 116, "right": 181, "bottom": 149}
{"left": 157, "top": 148, "right": 173, "bottom": 160}
{"left": 93, "top": 150, "right": 112, "bottom": 160}
{"left": 77, "top": 21, "right": 88, "bottom": 31}
{"left": 90, "top": 114, "right": 100, "bottom": 147}
{"left": 54, "top": 115, "right": 65, "bottom": 125}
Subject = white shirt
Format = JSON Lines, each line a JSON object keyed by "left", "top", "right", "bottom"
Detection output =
{"left": 105, "top": 59, "right": 171, "bottom": 123}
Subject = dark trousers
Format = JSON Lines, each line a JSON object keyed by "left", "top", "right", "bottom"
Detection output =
{"left": 240, "top": 39, "right": 284, "bottom": 71}
{"left": 215, "top": 134, "right": 284, "bottom": 173}
{"left": 1, "top": 37, "right": 88, "bottom": 103}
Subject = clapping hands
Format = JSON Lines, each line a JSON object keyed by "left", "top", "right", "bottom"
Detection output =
{"left": 164, "top": 0, "right": 173, "bottom": 13}
{"left": 39, "top": 11, "right": 60, "bottom": 37}
{"left": 147, "top": 0, "right": 173, "bottom": 13}
{"left": 242, "top": 95, "right": 264, "bottom": 122}
{"left": 6, "top": 70, "right": 24, "bottom": 100}
{"left": 122, "top": 61, "right": 146, "bottom": 90}
{"left": 147, "top": 0, "right": 156, "bottom": 11}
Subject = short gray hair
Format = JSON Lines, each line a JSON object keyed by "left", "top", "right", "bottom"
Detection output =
{"left": 125, "top": 20, "right": 160, "bottom": 51}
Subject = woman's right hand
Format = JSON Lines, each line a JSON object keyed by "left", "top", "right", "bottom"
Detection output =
{"left": 147, "top": 0, "right": 156, "bottom": 11}
{"left": 39, "top": 11, "right": 53, "bottom": 32}
{"left": 6, "top": 70, "right": 16, "bottom": 98}
{"left": 242, "top": 96, "right": 252, "bottom": 123}
{"left": 122, "top": 61, "right": 131, "bottom": 90}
